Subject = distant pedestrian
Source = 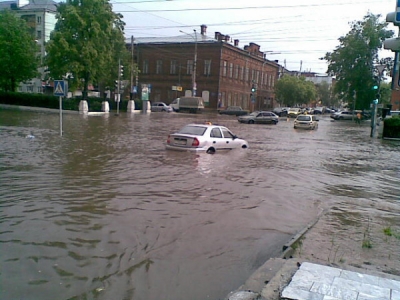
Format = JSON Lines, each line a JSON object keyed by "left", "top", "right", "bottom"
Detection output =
{"left": 217, "top": 99, "right": 222, "bottom": 110}
{"left": 356, "top": 112, "right": 361, "bottom": 124}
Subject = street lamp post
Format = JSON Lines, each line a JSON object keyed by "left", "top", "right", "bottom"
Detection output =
{"left": 370, "top": 65, "right": 385, "bottom": 138}
{"left": 179, "top": 29, "right": 197, "bottom": 96}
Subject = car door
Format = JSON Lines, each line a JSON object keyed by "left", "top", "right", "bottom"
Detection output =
{"left": 263, "top": 112, "right": 274, "bottom": 123}
{"left": 219, "top": 127, "right": 237, "bottom": 149}
{"left": 254, "top": 112, "right": 264, "bottom": 123}
{"left": 209, "top": 127, "right": 226, "bottom": 149}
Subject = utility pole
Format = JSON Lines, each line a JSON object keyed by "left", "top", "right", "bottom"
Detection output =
{"left": 130, "top": 35, "right": 134, "bottom": 100}
{"left": 193, "top": 29, "right": 197, "bottom": 96}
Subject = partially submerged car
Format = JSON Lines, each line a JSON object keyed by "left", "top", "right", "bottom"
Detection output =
{"left": 218, "top": 106, "right": 249, "bottom": 116}
{"left": 166, "top": 123, "right": 248, "bottom": 153}
{"left": 237, "top": 111, "right": 279, "bottom": 124}
{"left": 294, "top": 114, "right": 319, "bottom": 130}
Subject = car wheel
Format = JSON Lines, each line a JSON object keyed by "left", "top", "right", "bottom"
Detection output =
{"left": 273, "top": 120, "right": 277, "bottom": 125}
{"left": 339, "top": 117, "right": 344, "bottom": 120}
{"left": 248, "top": 120, "right": 255, "bottom": 124}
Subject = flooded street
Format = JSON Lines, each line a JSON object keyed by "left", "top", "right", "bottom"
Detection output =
{"left": 1, "top": 109, "right": 399, "bottom": 300}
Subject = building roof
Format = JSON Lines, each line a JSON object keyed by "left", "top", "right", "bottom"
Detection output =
{"left": 127, "top": 33, "right": 218, "bottom": 45}
{"left": 19, "top": 0, "right": 58, "bottom": 12}
{"left": 0, "top": 0, "right": 58, "bottom": 12}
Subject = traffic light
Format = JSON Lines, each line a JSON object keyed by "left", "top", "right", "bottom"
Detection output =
{"left": 383, "top": 12, "right": 400, "bottom": 51}
{"left": 115, "top": 80, "right": 119, "bottom": 90}
{"left": 119, "top": 65, "right": 124, "bottom": 78}
{"left": 251, "top": 84, "right": 256, "bottom": 93}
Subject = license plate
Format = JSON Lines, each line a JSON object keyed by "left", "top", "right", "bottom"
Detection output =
{"left": 174, "top": 139, "right": 187, "bottom": 145}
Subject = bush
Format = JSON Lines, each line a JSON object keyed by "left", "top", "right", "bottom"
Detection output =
{"left": 383, "top": 116, "right": 400, "bottom": 139}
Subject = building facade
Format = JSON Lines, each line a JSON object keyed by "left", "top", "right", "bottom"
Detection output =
{"left": 0, "top": 0, "right": 57, "bottom": 93}
{"left": 130, "top": 25, "right": 280, "bottom": 111}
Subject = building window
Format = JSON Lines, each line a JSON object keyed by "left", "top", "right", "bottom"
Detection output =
{"left": 156, "top": 60, "right": 162, "bottom": 74}
{"left": 222, "top": 61, "right": 227, "bottom": 77}
{"left": 143, "top": 60, "right": 149, "bottom": 74}
{"left": 229, "top": 62, "right": 233, "bottom": 78}
{"left": 234, "top": 65, "right": 239, "bottom": 79}
{"left": 256, "top": 71, "right": 260, "bottom": 84}
{"left": 240, "top": 67, "right": 244, "bottom": 81}
{"left": 37, "top": 30, "right": 42, "bottom": 40}
{"left": 37, "top": 16, "right": 41, "bottom": 25}
{"left": 204, "top": 60, "right": 211, "bottom": 75}
{"left": 245, "top": 68, "right": 249, "bottom": 82}
{"left": 187, "top": 60, "right": 193, "bottom": 75}
{"left": 170, "top": 60, "right": 177, "bottom": 74}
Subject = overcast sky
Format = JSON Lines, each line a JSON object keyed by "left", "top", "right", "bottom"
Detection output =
{"left": 111, "top": 0, "right": 398, "bottom": 75}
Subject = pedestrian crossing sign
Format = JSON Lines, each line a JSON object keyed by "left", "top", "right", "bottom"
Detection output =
{"left": 54, "top": 80, "right": 67, "bottom": 96}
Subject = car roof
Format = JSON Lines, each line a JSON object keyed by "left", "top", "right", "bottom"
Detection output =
{"left": 184, "top": 123, "right": 227, "bottom": 129}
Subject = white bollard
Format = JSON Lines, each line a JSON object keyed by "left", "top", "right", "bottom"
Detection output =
{"left": 127, "top": 100, "right": 135, "bottom": 112}
{"left": 146, "top": 101, "right": 151, "bottom": 112}
{"left": 102, "top": 101, "right": 110, "bottom": 112}
{"left": 79, "top": 100, "right": 88, "bottom": 114}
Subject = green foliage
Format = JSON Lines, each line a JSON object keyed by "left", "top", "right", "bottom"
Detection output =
{"left": 383, "top": 116, "right": 400, "bottom": 138}
{"left": 315, "top": 81, "right": 338, "bottom": 107}
{"left": 323, "top": 13, "right": 394, "bottom": 110}
{"left": 0, "top": 10, "right": 40, "bottom": 92}
{"left": 45, "top": 0, "right": 129, "bottom": 98}
{"left": 0, "top": 91, "right": 80, "bottom": 110}
{"left": 275, "top": 75, "right": 316, "bottom": 107}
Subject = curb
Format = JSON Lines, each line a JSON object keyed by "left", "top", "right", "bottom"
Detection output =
{"left": 225, "top": 213, "right": 324, "bottom": 300}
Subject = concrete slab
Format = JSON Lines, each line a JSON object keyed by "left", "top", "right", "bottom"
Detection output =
{"left": 281, "top": 262, "right": 400, "bottom": 300}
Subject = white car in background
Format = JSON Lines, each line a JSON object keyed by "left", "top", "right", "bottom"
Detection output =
{"left": 166, "top": 123, "right": 248, "bottom": 153}
{"left": 151, "top": 102, "right": 173, "bottom": 112}
{"left": 294, "top": 114, "right": 319, "bottom": 130}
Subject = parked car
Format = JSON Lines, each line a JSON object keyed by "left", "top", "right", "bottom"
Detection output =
{"left": 238, "top": 111, "right": 279, "bottom": 124}
{"left": 218, "top": 106, "right": 249, "bottom": 116}
{"left": 151, "top": 102, "right": 173, "bottom": 112}
{"left": 294, "top": 114, "right": 319, "bottom": 130}
{"left": 273, "top": 107, "right": 288, "bottom": 117}
{"left": 166, "top": 123, "right": 248, "bottom": 153}
{"left": 287, "top": 107, "right": 302, "bottom": 118}
{"left": 330, "top": 111, "right": 354, "bottom": 120}
{"left": 313, "top": 107, "right": 324, "bottom": 114}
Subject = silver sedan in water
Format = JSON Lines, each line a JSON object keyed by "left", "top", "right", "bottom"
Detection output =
{"left": 237, "top": 111, "right": 279, "bottom": 124}
{"left": 166, "top": 123, "right": 248, "bottom": 153}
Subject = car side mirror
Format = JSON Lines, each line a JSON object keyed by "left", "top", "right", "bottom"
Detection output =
{"left": 232, "top": 135, "right": 238, "bottom": 140}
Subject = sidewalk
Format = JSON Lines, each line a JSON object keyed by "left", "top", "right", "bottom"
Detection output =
{"left": 225, "top": 213, "right": 400, "bottom": 300}
{"left": 226, "top": 259, "right": 400, "bottom": 300}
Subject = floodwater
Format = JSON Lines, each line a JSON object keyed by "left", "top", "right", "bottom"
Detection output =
{"left": 0, "top": 108, "right": 399, "bottom": 300}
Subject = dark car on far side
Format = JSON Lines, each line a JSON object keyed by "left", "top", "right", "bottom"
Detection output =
{"left": 218, "top": 106, "right": 249, "bottom": 116}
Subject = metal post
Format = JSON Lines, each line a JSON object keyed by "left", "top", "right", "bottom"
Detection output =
{"left": 130, "top": 35, "right": 134, "bottom": 100}
{"left": 117, "top": 59, "right": 120, "bottom": 115}
{"left": 193, "top": 29, "right": 197, "bottom": 96}
{"left": 370, "top": 65, "right": 385, "bottom": 138}
{"left": 59, "top": 96, "right": 63, "bottom": 136}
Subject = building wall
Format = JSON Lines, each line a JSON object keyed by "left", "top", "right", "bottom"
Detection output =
{"left": 135, "top": 40, "right": 280, "bottom": 111}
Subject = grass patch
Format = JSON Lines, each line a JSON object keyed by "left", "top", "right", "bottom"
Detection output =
{"left": 383, "top": 227, "right": 393, "bottom": 236}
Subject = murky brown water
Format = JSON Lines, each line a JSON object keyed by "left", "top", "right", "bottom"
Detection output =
{"left": 1, "top": 109, "right": 399, "bottom": 300}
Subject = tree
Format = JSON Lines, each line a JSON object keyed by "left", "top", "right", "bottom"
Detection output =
{"left": 315, "top": 81, "right": 338, "bottom": 107}
{"left": 45, "top": 0, "right": 129, "bottom": 98}
{"left": 323, "top": 13, "right": 393, "bottom": 110}
{"left": 0, "top": 10, "right": 39, "bottom": 92}
{"left": 275, "top": 75, "right": 316, "bottom": 107}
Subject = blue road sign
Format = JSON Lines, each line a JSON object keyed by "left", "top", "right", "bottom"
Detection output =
{"left": 396, "top": 0, "right": 400, "bottom": 22}
{"left": 54, "top": 80, "right": 66, "bottom": 97}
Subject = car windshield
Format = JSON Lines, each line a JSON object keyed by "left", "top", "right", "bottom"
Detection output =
{"left": 178, "top": 125, "right": 207, "bottom": 136}
{"left": 297, "top": 115, "right": 311, "bottom": 121}
{"left": 248, "top": 112, "right": 259, "bottom": 116}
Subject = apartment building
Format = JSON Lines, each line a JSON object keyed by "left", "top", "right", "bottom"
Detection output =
{"left": 0, "top": 0, "right": 57, "bottom": 93}
{"left": 130, "top": 25, "right": 280, "bottom": 110}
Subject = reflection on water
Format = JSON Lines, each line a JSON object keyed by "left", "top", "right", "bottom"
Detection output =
{"left": 0, "top": 110, "right": 399, "bottom": 300}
